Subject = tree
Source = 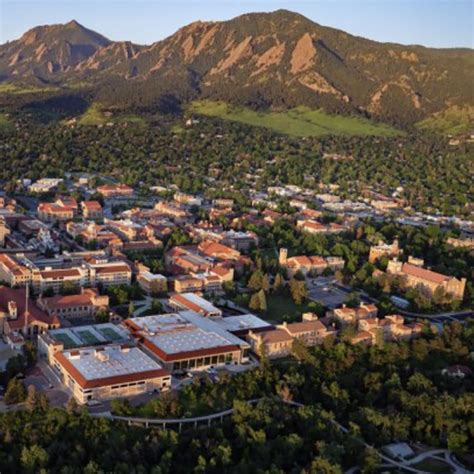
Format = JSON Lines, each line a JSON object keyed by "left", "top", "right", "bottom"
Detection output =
{"left": 289, "top": 278, "right": 307, "bottom": 305}
{"left": 249, "top": 289, "right": 267, "bottom": 312}
{"left": 95, "top": 307, "right": 109, "bottom": 323}
{"left": 128, "top": 301, "right": 135, "bottom": 316}
{"left": 248, "top": 270, "right": 264, "bottom": 291}
{"left": 4, "top": 378, "right": 26, "bottom": 405}
{"left": 273, "top": 273, "right": 285, "bottom": 293}
{"left": 21, "top": 445, "right": 49, "bottom": 473}
{"left": 25, "top": 384, "right": 38, "bottom": 412}
{"left": 66, "top": 396, "right": 79, "bottom": 415}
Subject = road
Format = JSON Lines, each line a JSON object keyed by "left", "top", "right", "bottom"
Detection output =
{"left": 91, "top": 397, "right": 470, "bottom": 473}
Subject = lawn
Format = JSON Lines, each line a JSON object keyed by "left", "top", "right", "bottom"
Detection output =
{"left": 417, "top": 105, "right": 474, "bottom": 135}
{"left": 260, "top": 294, "right": 314, "bottom": 323}
{"left": 190, "top": 100, "right": 401, "bottom": 137}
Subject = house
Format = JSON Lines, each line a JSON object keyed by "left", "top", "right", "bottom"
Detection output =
{"left": 97, "top": 184, "right": 134, "bottom": 198}
{"left": 442, "top": 365, "right": 473, "bottom": 379}
{"left": 386, "top": 258, "right": 466, "bottom": 300}
{"left": 81, "top": 201, "right": 103, "bottom": 219}
{"left": 330, "top": 303, "right": 378, "bottom": 325}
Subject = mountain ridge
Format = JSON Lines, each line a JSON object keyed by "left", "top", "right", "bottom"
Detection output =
{"left": 1, "top": 10, "right": 473, "bottom": 127}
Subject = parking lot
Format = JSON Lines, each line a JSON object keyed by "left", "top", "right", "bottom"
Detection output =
{"left": 307, "top": 277, "right": 350, "bottom": 309}
{"left": 24, "top": 363, "right": 70, "bottom": 408}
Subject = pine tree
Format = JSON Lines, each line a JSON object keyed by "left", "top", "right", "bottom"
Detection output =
{"left": 273, "top": 273, "right": 285, "bottom": 293}
{"left": 258, "top": 289, "right": 267, "bottom": 312}
{"left": 248, "top": 270, "right": 263, "bottom": 291}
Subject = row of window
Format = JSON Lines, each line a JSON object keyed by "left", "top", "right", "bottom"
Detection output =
{"left": 174, "top": 353, "right": 234, "bottom": 370}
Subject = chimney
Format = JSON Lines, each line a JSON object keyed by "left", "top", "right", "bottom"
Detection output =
{"left": 8, "top": 301, "right": 17, "bottom": 319}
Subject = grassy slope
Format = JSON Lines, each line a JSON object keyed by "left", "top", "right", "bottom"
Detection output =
{"left": 417, "top": 105, "right": 474, "bottom": 135}
{"left": 0, "top": 113, "right": 13, "bottom": 131}
{"left": 191, "top": 101, "right": 401, "bottom": 137}
{"left": 77, "top": 103, "right": 146, "bottom": 126}
{"left": 0, "top": 82, "right": 59, "bottom": 95}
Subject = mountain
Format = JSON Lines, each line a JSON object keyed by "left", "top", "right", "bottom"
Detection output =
{"left": 1, "top": 11, "right": 473, "bottom": 127}
{"left": 0, "top": 20, "right": 111, "bottom": 79}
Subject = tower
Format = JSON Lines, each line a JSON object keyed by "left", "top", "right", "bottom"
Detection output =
{"left": 279, "top": 248, "right": 288, "bottom": 266}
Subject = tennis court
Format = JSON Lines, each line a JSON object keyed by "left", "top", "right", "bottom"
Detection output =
{"left": 97, "top": 326, "right": 123, "bottom": 342}
{"left": 54, "top": 332, "right": 78, "bottom": 349}
{"left": 77, "top": 330, "right": 101, "bottom": 345}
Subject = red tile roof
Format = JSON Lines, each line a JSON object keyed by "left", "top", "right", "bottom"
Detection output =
{"left": 402, "top": 263, "right": 449, "bottom": 284}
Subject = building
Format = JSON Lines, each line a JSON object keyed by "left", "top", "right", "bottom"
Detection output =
{"left": 212, "top": 314, "right": 272, "bottom": 337}
{"left": 137, "top": 272, "right": 168, "bottom": 295}
{"left": 174, "top": 192, "right": 202, "bottom": 207}
{"left": 37, "top": 288, "right": 109, "bottom": 321}
{"left": 0, "top": 286, "right": 60, "bottom": 337}
{"left": 220, "top": 230, "right": 258, "bottom": 251}
{"left": 330, "top": 303, "right": 378, "bottom": 325}
{"left": 168, "top": 293, "right": 222, "bottom": 318}
{"left": 81, "top": 201, "right": 103, "bottom": 220}
{"left": 198, "top": 240, "right": 241, "bottom": 261}
{"left": 33, "top": 267, "right": 87, "bottom": 294}
{"left": 0, "top": 219, "right": 10, "bottom": 247}
{"left": 369, "top": 240, "right": 401, "bottom": 263}
{"left": 87, "top": 259, "right": 132, "bottom": 288}
{"left": 38, "top": 323, "right": 131, "bottom": 362}
{"left": 446, "top": 237, "right": 474, "bottom": 249}
{"left": 247, "top": 328, "right": 294, "bottom": 359}
{"left": 28, "top": 178, "right": 63, "bottom": 193}
{"left": 124, "top": 311, "right": 249, "bottom": 371}
{"left": 154, "top": 202, "right": 188, "bottom": 220}
{"left": 0, "top": 254, "right": 31, "bottom": 287}
{"left": 386, "top": 259, "right": 466, "bottom": 300}
{"left": 277, "top": 314, "right": 334, "bottom": 346}
{"left": 97, "top": 184, "right": 134, "bottom": 198}
{"left": 38, "top": 202, "right": 75, "bottom": 223}
{"left": 53, "top": 344, "right": 170, "bottom": 404}
{"left": 297, "top": 220, "right": 346, "bottom": 235}
{"left": 279, "top": 248, "right": 344, "bottom": 277}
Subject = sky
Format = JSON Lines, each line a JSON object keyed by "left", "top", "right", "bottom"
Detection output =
{"left": 0, "top": 0, "right": 473, "bottom": 48}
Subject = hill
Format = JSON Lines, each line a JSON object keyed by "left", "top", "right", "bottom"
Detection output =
{"left": 0, "top": 11, "right": 472, "bottom": 129}
{"left": 191, "top": 101, "right": 401, "bottom": 137}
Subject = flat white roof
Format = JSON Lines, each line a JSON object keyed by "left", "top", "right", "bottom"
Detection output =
{"left": 171, "top": 293, "right": 221, "bottom": 315}
{"left": 62, "top": 345, "right": 164, "bottom": 381}
{"left": 128, "top": 311, "right": 249, "bottom": 355}
{"left": 213, "top": 314, "right": 271, "bottom": 332}
{"left": 141, "top": 271, "right": 167, "bottom": 281}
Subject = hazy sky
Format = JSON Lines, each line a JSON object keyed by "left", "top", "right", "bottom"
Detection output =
{"left": 1, "top": 0, "right": 473, "bottom": 48}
